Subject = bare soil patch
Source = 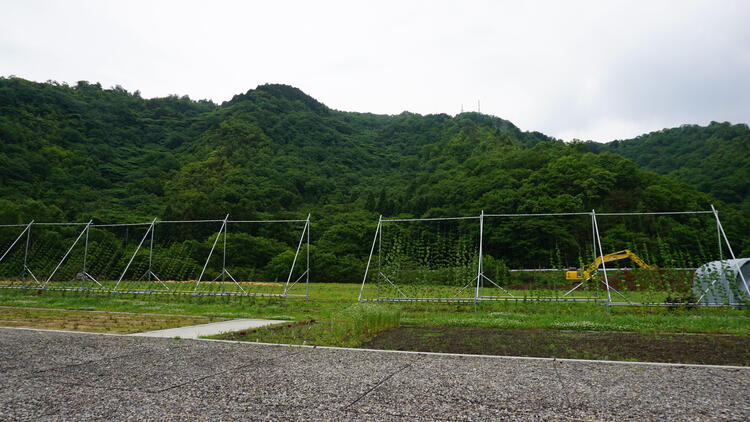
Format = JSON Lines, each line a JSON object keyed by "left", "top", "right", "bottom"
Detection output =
{"left": 361, "top": 326, "right": 750, "bottom": 366}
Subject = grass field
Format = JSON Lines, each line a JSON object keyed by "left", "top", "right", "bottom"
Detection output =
{"left": 0, "top": 282, "right": 748, "bottom": 335}
{"left": 213, "top": 302, "right": 402, "bottom": 348}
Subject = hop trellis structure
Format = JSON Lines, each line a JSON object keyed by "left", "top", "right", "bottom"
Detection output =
{"left": 359, "top": 216, "right": 483, "bottom": 302}
{"left": 359, "top": 206, "right": 749, "bottom": 306}
{"left": 0, "top": 215, "right": 311, "bottom": 297}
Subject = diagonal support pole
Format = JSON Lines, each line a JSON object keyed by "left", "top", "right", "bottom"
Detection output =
{"left": 284, "top": 214, "right": 310, "bottom": 296}
{"left": 136, "top": 222, "right": 171, "bottom": 290}
{"left": 0, "top": 221, "right": 33, "bottom": 264}
{"left": 210, "top": 216, "right": 245, "bottom": 294}
{"left": 481, "top": 274, "right": 515, "bottom": 297}
{"left": 452, "top": 274, "right": 481, "bottom": 299}
{"left": 195, "top": 215, "right": 229, "bottom": 292}
{"left": 23, "top": 268, "right": 40, "bottom": 285}
{"left": 43, "top": 221, "right": 93, "bottom": 287}
{"left": 562, "top": 211, "right": 624, "bottom": 301}
{"left": 78, "top": 223, "right": 103, "bottom": 287}
{"left": 115, "top": 218, "right": 157, "bottom": 290}
{"left": 379, "top": 272, "right": 408, "bottom": 298}
{"left": 285, "top": 269, "right": 309, "bottom": 293}
{"left": 713, "top": 205, "right": 749, "bottom": 298}
{"left": 562, "top": 281, "right": 585, "bottom": 297}
{"left": 359, "top": 216, "right": 382, "bottom": 302}
{"left": 696, "top": 205, "right": 749, "bottom": 304}
{"left": 592, "top": 210, "right": 613, "bottom": 305}
{"left": 21, "top": 221, "right": 39, "bottom": 284}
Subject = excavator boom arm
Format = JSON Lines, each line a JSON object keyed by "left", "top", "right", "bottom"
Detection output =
{"left": 569, "top": 249, "right": 653, "bottom": 281}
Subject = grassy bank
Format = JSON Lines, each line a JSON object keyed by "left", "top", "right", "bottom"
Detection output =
{"left": 213, "top": 303, "right": 401, "bottom": 347}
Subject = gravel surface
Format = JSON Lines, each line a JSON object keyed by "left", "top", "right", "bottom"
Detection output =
{"left": 0, "top": 327, "right": 748, "bottom": 421}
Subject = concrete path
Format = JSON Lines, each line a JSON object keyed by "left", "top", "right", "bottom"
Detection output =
{"left": 131, "top": 318, "right": 285, "bottom": 339}
{"left": 1, "top": 327, "right": 748, "bottom": 421}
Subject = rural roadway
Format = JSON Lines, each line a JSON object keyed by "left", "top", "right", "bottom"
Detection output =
{"left": 0, "top": 327, "right": 748, "bottom": 421}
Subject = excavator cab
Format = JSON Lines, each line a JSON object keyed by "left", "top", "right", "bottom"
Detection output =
{"left": 565, "top": 269, "right": 583, "bottom": 281}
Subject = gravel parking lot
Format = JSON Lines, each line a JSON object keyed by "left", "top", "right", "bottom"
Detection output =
{"left": 1, "top": 327, "right": 748, "bottom": 421}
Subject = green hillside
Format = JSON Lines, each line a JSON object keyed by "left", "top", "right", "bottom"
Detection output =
{"left": 1, "top": 77, "right": 748, "bottom": 282}
{"left": 593, "top": 122, "right": 750, "bottom": 209}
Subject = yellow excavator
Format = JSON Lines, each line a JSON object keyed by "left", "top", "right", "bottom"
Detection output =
{"left": 565, "top": 249, "right": 654, "bottom": 281}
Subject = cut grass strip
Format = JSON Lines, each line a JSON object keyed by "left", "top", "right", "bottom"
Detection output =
{"left": 213, "top": 303, "right": 401, "bottom": 347}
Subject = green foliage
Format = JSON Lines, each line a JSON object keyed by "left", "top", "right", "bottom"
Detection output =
{"left": 596, "top": 122, "right": 750, "bottom": 210}
{"left": 1, "top": 76, "right": 749, "bottom": 284}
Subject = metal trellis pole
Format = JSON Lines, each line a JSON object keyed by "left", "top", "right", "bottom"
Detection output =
{"left": 592, "top": 210, "right": 612, "bottom": 305}
{"left": 0, "top": 221, "right": 33, "bottom": 265}
{"left": 377, "top": 215, "right": 382, "bottom": 300}
{"left": 475, "top": 210, "right": 484, "bottom": 301}
{"left": 148, "top": 220, "right": 155, "bottom": 281}
{"left": 214, "top": 215, "right": 245, "bottom": 293}
{"left": 222, "top": 216, "right": 228, "bottom": 283}
{"left": 43, "top": 220, "right": 93, "bottom": 288}
{"left": 83, "top": 223, "right": 90, "bottom": 273}
{"left": 79, "top": 221, "right": 102, "bottom": 287}
{"left": 591, "top": 212, "right": 597, "bottom": 266}
{"left": 359, "top": 216, "right": 382, "bottom": 302}
{"left": 306, "top": 214, "right": 310, "bottom": 298}
{"left": 23, "top": 221, "right": 32, "bottom": 272}
{"left": 115, "top": 218, "right": 157, "bottom": 290}
{"left": 284, "top": 215, "right": 309, "bottom": 296}
{"left": 717, "top": 213, "right": 723, "bottom": 261}
{"left": 195, "top": 215, "right": 228, "bottom": 292}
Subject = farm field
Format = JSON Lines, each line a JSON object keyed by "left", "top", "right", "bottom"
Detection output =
{"left": 0, "top": 280, "right": 301, "bottom": 297}
{"left": 1, "top": 282, "right": 748, "bottom": 332}
{"left": 1, "top": 282, "right": 749, "bottom": 365}
{"left": 361, "top": 326, "right": 750, "bottom": 366}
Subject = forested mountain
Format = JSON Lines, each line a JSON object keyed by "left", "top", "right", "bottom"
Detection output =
{"left": 1, "top": 77, "right": 748, "bottom": 281}
{"left": 592, "top": 123, "right": 750, "bottom": 210}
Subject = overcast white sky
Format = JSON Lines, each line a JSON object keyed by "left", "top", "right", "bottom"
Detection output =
{"left": 2, "top": 0, "right": 749, "bottom": 142}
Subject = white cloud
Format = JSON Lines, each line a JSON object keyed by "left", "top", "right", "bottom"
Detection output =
{"left": 1, "top": 0, "right": 748, "bottom": 142}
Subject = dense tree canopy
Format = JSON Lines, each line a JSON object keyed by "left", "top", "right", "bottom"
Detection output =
{"left": 592, "top": 122, "right": 750, "bottom": 210}
{"left": 1, "top": 77, "right": 748, "bottom": 282}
